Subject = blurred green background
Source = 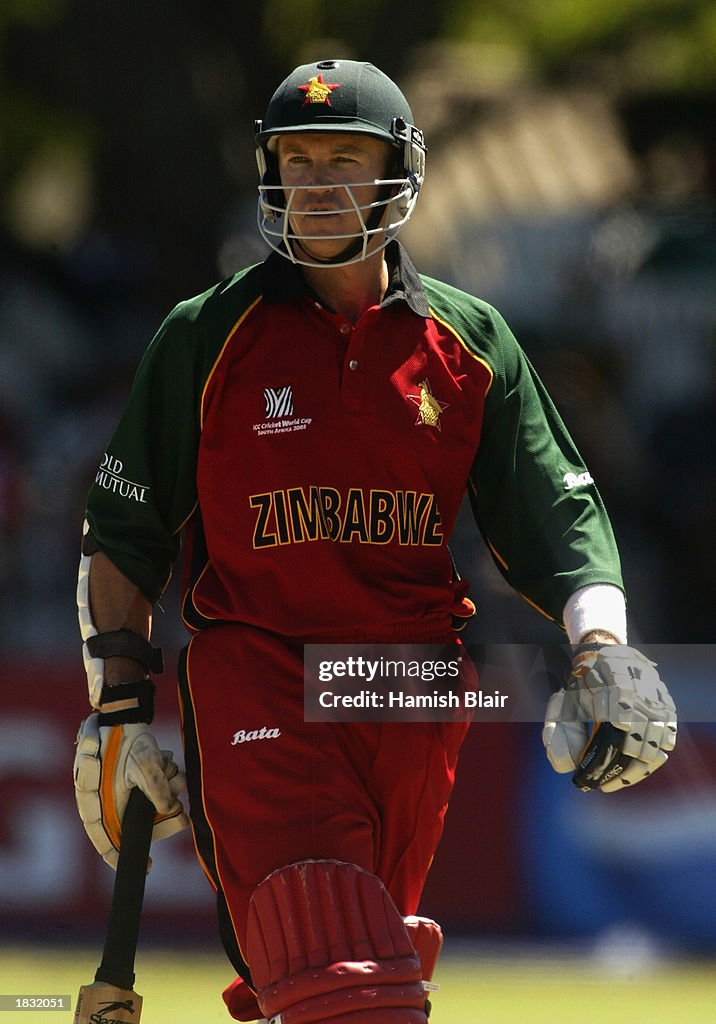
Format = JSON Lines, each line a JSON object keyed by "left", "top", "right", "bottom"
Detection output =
{"left": 1, "top": 0, "right": 715, "bottom": 647}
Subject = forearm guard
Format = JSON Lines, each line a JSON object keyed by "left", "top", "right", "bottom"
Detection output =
{"left": 77, "top": 520, "right": 163, "bottom": 711}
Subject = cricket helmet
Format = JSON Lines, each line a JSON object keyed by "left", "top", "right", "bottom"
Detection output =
{"left": 254, "top": 59, "right": 427, "bottom": 266}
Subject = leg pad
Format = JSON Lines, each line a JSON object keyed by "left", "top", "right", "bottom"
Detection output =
{"left": 403, "top": 916, "right": 443, "bottom": 982}
{"left": 247, "top": 859, "right": 428, "bottom": 1024}
{"left": 221, "top": 976, "right": 262, "bottom": 1022}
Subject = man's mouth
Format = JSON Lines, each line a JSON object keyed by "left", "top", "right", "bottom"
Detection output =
{"left": 300, "top": 205, "right": 342, "bottom": 214}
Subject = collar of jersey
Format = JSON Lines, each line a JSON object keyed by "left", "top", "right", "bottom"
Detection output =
{"left": 260, "top": 240, "right": 430, "bottom": 318}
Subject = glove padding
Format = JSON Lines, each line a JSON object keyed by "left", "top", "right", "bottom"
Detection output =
{"left": 74, "top": 713, "right": 189, "bottom": 869}
{"left": 542, "top": 645, "right": 677, "bottom": 792}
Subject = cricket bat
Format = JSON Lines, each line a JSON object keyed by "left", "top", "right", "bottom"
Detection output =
{"left": 74, "top": 787, "right": 155, "bottom": 1024}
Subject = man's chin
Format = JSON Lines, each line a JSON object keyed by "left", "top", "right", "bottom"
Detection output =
{"left": 293, "top": 237, "right": 356, "bottom": 263}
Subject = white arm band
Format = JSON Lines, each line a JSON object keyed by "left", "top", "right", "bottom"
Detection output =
{"left": 562, "top": 584, "right": 628, "bottom": 645}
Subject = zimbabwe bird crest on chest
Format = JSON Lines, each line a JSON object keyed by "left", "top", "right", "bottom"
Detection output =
{"left": 407, "top": 379, "right": 449, "bottom": 430}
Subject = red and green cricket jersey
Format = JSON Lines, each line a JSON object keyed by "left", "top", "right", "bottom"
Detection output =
{"left": 85, "top": 243, "right": 623, "bottom": 639}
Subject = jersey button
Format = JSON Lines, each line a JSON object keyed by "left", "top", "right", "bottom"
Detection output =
{"left": 349, "top": 359, "right": 359, "bottom": 371}
{"left": 339, "top": 323, "right": 351, "bottom": 335}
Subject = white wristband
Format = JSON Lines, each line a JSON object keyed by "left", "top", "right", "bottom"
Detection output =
{"left": 563, "top": 584, "right": 627, "bottom": 645}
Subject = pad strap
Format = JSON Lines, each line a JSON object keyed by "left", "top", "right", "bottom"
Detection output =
{"left": 97, "top": 677, "right": 156, "bottom": 725}
{"left": 86, "top": 629, "right": 164, "bottom": 675}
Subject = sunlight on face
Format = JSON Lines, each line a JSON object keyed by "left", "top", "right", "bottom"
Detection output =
{"left": 276, "top": 133, "right": 394, "bottom": 258}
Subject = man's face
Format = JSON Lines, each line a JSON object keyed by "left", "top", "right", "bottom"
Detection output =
{"left": 276, "top": 132, "right": 393, "bottom": 261}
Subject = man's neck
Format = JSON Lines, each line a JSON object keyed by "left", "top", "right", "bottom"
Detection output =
{"left": 301, "top": 253, "right": 389, "bottom": 324}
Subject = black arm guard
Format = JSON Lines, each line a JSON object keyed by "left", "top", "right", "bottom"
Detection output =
{"left": 97, "top": 677, "right": 156, "bottom": 726}
{"left": 86, "top": 629, "right": 164, "bottom": 674}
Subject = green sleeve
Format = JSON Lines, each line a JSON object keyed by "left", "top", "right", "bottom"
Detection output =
{"left": 85, "top": 265, "right": 263, "bottom": 602}
{"left": 468, "top": 307, "right": 624, "bottom": 625}
{"left": 85, "top": 302, "right": 204, "bottom": 603}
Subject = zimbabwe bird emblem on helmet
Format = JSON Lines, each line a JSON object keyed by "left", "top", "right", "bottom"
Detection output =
{"left": 299, "top": 75, "right": 341, "bottom": 105}
{"left": 407, "top": 379, "right": 448, "bottom": 429}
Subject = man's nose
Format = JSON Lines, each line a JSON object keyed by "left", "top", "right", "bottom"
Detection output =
{"left": 303, "top": 161, "right": 340, "bottom": 188}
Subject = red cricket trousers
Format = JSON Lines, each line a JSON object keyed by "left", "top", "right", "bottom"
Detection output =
{"left": 177, "top": 622, "right": 471, "bottom": 983}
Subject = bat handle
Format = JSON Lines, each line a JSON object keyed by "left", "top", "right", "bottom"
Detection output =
{"left": 95, "top": 787, "right": 155, "bottom": 989}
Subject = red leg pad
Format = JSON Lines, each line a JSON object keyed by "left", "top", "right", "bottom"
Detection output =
{"left": 221, "top": 976, "right": 262, "bottom": 1022}
{"left": 403, "top": 917, "right": 443, "bottom": 982}
{"left": 246, "top": 859, "right": 428, "bottom": 1024}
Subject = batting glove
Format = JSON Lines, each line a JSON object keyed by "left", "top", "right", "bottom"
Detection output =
{"left": 74, "top": 713, "right": 189, "bottom": 869}
{"left": 542, "top": 645, "right": 677, "bottom": 792}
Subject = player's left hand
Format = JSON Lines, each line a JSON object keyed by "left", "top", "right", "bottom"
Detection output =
{"left": 542, "top": 645, "right": 677, "bottom": 792}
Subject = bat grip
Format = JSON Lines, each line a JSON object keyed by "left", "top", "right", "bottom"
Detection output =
{"left": 95, "top": 787, "right": 155, "bottom": 989}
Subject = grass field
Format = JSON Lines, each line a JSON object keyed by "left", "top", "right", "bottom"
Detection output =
{"left": 3, "top": 945, "right": 716, "bottom": 1023}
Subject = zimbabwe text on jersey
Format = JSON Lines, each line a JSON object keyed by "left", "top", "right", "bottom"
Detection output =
{"left": 250, "top": 486, "right": 443, "bottom": 548}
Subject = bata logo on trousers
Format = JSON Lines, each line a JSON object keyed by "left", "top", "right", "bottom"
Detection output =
{"left": 231, "top": 727, "right": 281, "bottom": 745}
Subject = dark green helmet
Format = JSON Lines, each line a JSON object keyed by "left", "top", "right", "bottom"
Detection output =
{"left": 255, "top": 58, "right": 417, "bottom": 149}
{"left": 254, "top": 59, "right": 427, "bottom": 266}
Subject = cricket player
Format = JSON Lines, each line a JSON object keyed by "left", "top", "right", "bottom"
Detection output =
{"left": 73, "top": 59, "right": 677, "bottom": 1022}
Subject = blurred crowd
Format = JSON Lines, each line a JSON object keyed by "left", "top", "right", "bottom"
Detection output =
{"left": 0, "top": 226, "right": 172, "bottom": 654}
{"left": 0, "top": 200, "right": 714, "bottom": 659}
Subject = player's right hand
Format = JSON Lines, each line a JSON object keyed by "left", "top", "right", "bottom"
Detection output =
{"left": 74, "top": 713, "right": 189, "bottom": 869}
